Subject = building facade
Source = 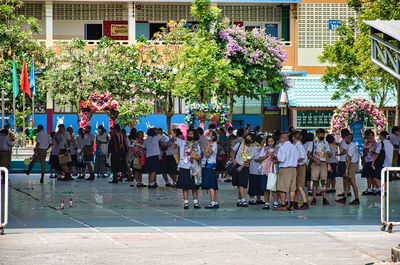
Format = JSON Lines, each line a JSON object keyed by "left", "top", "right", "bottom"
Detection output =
{"left": 19, "top": 0, "right": 362, "bottom": 133}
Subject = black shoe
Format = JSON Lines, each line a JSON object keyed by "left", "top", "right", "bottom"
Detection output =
{"left": 338, "top": 192, "right": 351, "bottom": 197}
{"left": 136, "top": 183, "right": 146, "bottom": 187}
{"left": 49, "top": 175, "right": 57, "bottom": 179}
{"left": 248, "top": 201, "right": 257, "bottom": 205}
{"left": 256, "top": 200, "right": 264, "bottom": 205}
{"left": 194, "top": 203, "right": 201, "bottom": 209}
{"left": 224, "top": 179, "right": 232, "bottom": 182}
{"left": 23, "top": 169, "right": 30, "bottom": 176}
{"left": 108, "top": 180, "right": 118, "bottom": 184}
{"left": 170, "top": 183, "right": 177, "bottom": 187}
{"left": 184, "top": 203, "right": 189, "bottom": 209}
{"left": 263, "top": 204, "right": 270, "bottom": 210}
{"left": 362, "top": 190, "right": 372, "bottom": 195}
{"left": 148, "top": 184, "right": 157, "bottom": 188}
{"left": 237, "top": 202, "right": 243, "bottom": 207}
{"left": 242, "top": 202, "right": 248, "bottom": 207}
{"left": 215, "top": 203, "right": 220, "bottom": 208}
{"left": 166, "top": 183, "right": 172, "bottom": 187}
{"left": 77, "top": 176, "right": 85, "bottom": 180}
{"left": 40, "top": 178, "right": 44, "bottom": 183}
{"left": 307, "top": 191, "right": 313, "bottom": 196}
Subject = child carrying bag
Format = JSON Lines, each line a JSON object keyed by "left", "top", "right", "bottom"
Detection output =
{"left": 267, "top": 163, "right": 277, "bottom": 191}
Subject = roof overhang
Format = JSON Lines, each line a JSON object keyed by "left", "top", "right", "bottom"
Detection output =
{"left": 363, "top": 20, "right": 400, "bottom": 80}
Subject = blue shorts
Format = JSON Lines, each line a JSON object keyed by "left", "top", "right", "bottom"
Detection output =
{"left": 337, "top": 161, "right": 346, "bottom": 177}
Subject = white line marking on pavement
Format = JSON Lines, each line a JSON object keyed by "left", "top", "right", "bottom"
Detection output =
{"left": 76, "top": 196, "right": 182, "bottom": 241}
{"left": 9, "top": 213, "right": 49, "bottom": 246}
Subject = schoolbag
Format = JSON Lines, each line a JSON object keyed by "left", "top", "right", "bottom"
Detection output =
{"left": 375, "top": 141, "right": 385, "bottom": 168}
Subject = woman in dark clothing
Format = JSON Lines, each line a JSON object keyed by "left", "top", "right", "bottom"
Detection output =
{"left": 108, "top": 124, "right": 128, "bottom": 184}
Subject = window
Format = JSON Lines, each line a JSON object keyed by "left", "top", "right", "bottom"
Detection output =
{"left": 233, "top": 96, "right": 244, "bottom": 114}
{"left": 85, "top": 24, "right": 103, "bottom": 40}
{"left": 244, "top": 96, "right": 262, "bottom": 114}
{"left": 54, "top": 101, "right": 79, "bottom": 114}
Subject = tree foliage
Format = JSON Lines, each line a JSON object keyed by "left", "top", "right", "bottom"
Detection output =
{"left": 319, "top": 0, "right": 400, "bottom": 108}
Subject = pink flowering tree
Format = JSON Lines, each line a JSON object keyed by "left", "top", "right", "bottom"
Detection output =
{"left": 331, "top": 97, "right": 387, "bottom": 135}
{"left": 215, "top": 25, "right": 290, "bottom": 121}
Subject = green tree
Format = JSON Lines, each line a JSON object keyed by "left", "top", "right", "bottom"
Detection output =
{"left": 319, "top": 0, "right": 400, "bottom": 124}
{"left": 44, "top": 38, "right": 155, "bottom": 125}
{"left": 0, "top": 0, "right": 48, "bottom": 129}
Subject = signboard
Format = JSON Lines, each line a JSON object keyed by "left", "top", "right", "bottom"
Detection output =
{"left": 296, "top": 110, "right": 333, "bottom": 128}
{"left": 111, "top": 24, "right": 128, "bottom": 36}
{"left": 265, "top": 23, "right": 278, "bottom": 38}
{"left": 328, "top": 20, "right": 341, "bottom": 30}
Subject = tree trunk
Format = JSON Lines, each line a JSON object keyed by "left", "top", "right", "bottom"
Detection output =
{"left": 228, "top": 89, "right": 234, "bottom": 123}
{"left": 396, "top": 79, "right": 400, "bottom": 126}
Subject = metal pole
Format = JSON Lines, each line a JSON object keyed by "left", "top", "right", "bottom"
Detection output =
{"left": 32, "top": 95, "right": 35, "bottom": 127}
{"left": 1, "top": 88, "right": 4, "bottom": 129}
{"left": 23, "top": 92, "right": 25, "bottom": 146}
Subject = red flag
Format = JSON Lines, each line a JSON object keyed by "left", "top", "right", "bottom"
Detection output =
{"left": 20, "top": 59, "right": 31, "bottom": 98}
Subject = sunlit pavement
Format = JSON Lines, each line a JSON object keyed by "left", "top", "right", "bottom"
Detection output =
{"left": 1, "top": 173, "right": 399, "bottom": 264}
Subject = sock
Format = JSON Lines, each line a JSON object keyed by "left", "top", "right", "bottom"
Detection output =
{"left": 249, "top": 198, "right": 255, "bottom": 202}
{"left": 237, "top": 199, "right": 242, "bottom": 203}
{"left": 367, "top": 188, "right": 371, "bottom": 192}
{"left": 265, "top": 202, "right": 269, "bottom": 206}
{"left": 274, "top": 201, "right": 279, "bottom": 206}
{"left": 241, "top": 198, "right": 246, "bottom": 202}
{"left": 184, "top": 200, "right": 189, "bottom": 204}
{"left": 211, "top": 201, "right": 216, "bottom": 206}
{"left": 194, "top": 199, "right": 198, "bottom": 204}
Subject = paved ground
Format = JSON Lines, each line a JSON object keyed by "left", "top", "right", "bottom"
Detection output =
{"left": 1, "top": 173, "right": 399, "bottom": 265}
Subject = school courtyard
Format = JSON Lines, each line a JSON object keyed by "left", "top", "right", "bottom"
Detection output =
{"left": 0, "top": 173, "right": 399, "bottom": 265}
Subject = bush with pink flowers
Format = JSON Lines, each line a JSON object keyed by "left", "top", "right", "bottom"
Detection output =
{"left": 331, "top": 97, "right": 387, "bottom": 135}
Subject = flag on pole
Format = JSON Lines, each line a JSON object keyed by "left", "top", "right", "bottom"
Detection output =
{"left": 12, "top": 57, "right": 19, "bottom": 98}
{"left": 29, "top": 56, "right": 36, "bottom": 97}
{"left": 20, "top": 59, "right": 31, "bottom": 98}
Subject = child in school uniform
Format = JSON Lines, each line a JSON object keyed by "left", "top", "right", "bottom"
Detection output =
{"left": 161, "top": 128, "right": 180, "bottom": 187}
{"left": 258, "top": 135, "right": 280, "bottom": 209}
{"left": 326, "top": 134, "right": 338, "bottom": 193}
{"left": 202, "top": 130, "right": 220, "bottom": 209}
{"left": 231, "top": 133, "right": 255, "bottom": 207}
{"left": 143, "top": 128, "right": 164, "bottom": 188}
{"left": 248, "top": 134, "right": 265, "bottom": 205}
{"left": 172, "top": 128, "right": 202, "bottom": 209}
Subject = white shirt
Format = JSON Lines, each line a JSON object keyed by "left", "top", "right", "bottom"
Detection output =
{"left": 277, "top": 141, "right": 299, "bottom": 168}
{"left": 206, "top": 142, "right": 218, "bottom": 164}
{"left": 339, "top": 141, "right": 349, "bottom": 162}
{"left": 36, "top": 130, "right": 51, "bottom": 150}
{"left": 69, "top": 135, "right": 77, "bottom": 155}
{"left": 328, "top": 144, "right": 338, "bottom": 163}
{"left": 76, "top": 136, "right": 85, "bottom": 149}
{"left": 347, "top": 142, "right": 359, "bottom": 163}
{"left": 56, "top": 131, "right": 70, "bottom": 150}
{"left": 84, "top": 133, "right": 95, "bottom": 146}
{"left": 375, "top": 139, "right": 394, "bottom": 168}
{"left": 295, "top": 141, "right": 307, "bottom": 166}
{"left": 176, "top": 138, "right": 201, "bottom": 169}
{"left": 249, "top": 146, "right": 264, "bottom": 175}
{"left": 308, "top": 139, "right": 330, "bottom": 162}
{"left": 233, "top": 142, "right": 253, "bottom": 166}
{"left": 390, "top": 133, "right": 399, "bottom": 152}
{"left": 259, "top": 146, "right": 279, "bottom": 173}
{"left": 144, "top": 134, "right": 162, "bottom": 158}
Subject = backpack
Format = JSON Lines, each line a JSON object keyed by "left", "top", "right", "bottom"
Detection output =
{"left": 374, "top": 141, "right": 385, "bottom": 168}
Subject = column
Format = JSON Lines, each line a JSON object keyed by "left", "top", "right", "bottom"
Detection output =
{"left": 45, "top": 1, "right": 53, "bottom": 47}
{"left": 46, "top": 89, "right": 53, "bottom": 134}
{"left": 128, "top": 2, "right": 136, "bottom": 45}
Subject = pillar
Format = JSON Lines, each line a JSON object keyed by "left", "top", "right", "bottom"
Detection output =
{"left": 46, "top": 89, "right": 53, "bottom": 134}
{"left": 128, "top": 2, "right": 136, "bottom": 45}
{"left": 45, "top": 1, "right": 53, "bottom": 48}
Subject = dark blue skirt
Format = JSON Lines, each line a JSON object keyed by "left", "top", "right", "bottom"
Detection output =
{"left": 145, "top": 155, "right": 161, "bottom": 173}
{"left": 177, "top": 168, "right": 199, "bottom": 190}
{"left": 202, "top": 167, "right": 218, "bottom": 190}
{"left": 248, "top": 174, "right": 263, "bottom": 196}
{"left": 162, "top": 155, "right": 178, "bottom": 175}
{"left": 260, "top": 174, "right": 269, "bottom": 192}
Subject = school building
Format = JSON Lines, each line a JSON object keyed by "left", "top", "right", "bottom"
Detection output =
{"left": 18, "top": 0, "right": 381, "bottom": 133}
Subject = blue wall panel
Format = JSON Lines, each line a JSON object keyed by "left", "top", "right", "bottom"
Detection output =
{"left": 5, "top": 114, "right": 263, "bottom": 132}
{"left": 136, "top": 23, "right": 150, "bottom": 40}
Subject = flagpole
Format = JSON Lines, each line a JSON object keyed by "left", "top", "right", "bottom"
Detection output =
{"left": 1, "top": 87, "right": 4, "bottom": 129}
{"left": 23, "top": 55, "right": 26, "bottom": 145}
{"left": 31, "top": 55, "right": 35, "bottom": 127}
{"left": 32, "top": 95, "right": 35, "bottom": 127}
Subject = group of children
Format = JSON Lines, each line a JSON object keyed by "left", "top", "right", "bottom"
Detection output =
{"left": 24, "top": 122, "right": 394, "bottom": 211}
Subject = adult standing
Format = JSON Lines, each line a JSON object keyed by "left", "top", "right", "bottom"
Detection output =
{"left": 275, "top": 133, "right": 298, "bottom": 211}
{"left": 24, "top": 125, "right": 51, "bottom": 183}
{"left": 108, "top": 124, "right": 127, "bottom": 184}
{"left": 82, "top": 126, "right": 96, "bottom": 181}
